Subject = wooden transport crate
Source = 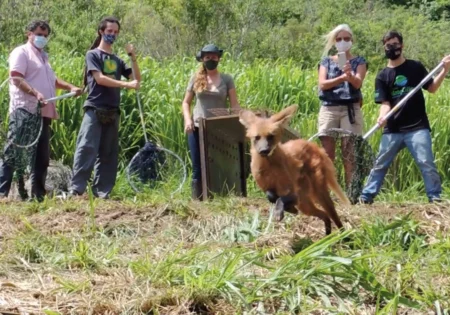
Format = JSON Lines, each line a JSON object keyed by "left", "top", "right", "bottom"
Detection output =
{"left": 198, "top": 108, "right": 301, "bottom": 200}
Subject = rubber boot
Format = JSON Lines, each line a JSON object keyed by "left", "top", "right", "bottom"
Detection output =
{"left": 191, "top": 179, "right": 203, "bottom": 201}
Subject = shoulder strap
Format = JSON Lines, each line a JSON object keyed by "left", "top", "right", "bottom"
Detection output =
{"left": 221, "top": 73, "right": 231, "bottom": 96}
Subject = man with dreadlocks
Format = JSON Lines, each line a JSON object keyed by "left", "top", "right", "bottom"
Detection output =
{"left": 68, "top": 16, "right": 141, "bottom": 199}
{"left": 0, "top": 20, "right": 82, "bottom": 202}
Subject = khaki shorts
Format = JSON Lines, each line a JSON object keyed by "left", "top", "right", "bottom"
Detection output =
{"left": 318, "top": 104, "right": 363, "bottom": 135}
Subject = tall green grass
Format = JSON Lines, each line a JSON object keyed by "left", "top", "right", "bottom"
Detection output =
{"left": 4, "top": 197, "right": 450, "bottom": 313}
{"left": 1, "top": 53, "right": 450, "bottom": 199}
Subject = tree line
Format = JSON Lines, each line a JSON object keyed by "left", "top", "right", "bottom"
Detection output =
{"left": 1, "top": 0, "right": 450, "bottom": 71}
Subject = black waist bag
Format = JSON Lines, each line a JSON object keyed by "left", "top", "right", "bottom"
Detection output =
{"left": 347, "top": 103, "right": 356, "bottom": 125}
{"left": 94, "top": 108, "right": 120, "bottom": 125}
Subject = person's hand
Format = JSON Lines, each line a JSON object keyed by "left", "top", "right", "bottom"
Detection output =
{"left": 343, "top": 61, "right": 354, "bottom": 80}
{"left": 340, "top": 72, "right": 349, "bottom": 82}
{"left": 377, "top": 115, "right": 387, "bottom": 127}
{"left": 70, "top": 86, "right": 83, "bottom": 96}
{"left": 184, "top": 118, "right": 195, "bottom": 133}
{"left": 342, "top": 61, "right": 352, "bottom": 74}
{"left": 442, "top": 54, "right": 450, "bottom": 72}
{"left": 126, "top": 80, "right": 140, "bottom": 90}
{"left": 34, "top": 90, "right": 48, "bottom": 107}
{"left": 125, "top": 43, "right": 136, "bottom": 58}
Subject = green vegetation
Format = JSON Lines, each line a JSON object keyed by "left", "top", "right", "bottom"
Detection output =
{"left": 1, "top": 0, "right": 450, "bottom": 69}
{"left": 1, "top": 195, "right": 450, "bottom": 313}
{"left": 1, "top": 0, "right": 450, "bottom": 200}
{"left": 1, "top": 1, "right": 450, "bottom": 313}
{"left": 2, "top": 56, "right": 450, "bottom": 201}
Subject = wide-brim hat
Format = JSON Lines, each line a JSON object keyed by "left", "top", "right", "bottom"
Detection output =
{"left": 196, "top": 44, "right": 223, "bottom": 61}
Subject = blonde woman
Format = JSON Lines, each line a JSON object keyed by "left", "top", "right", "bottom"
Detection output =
{"left": 317, "top": 24, "right": 368, "bottom": 189}
{"left": 181, "top": 44, "right": 240, "bottom": 200}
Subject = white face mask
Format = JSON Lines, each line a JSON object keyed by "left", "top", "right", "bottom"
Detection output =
{"left": 335, "top": 40, "right": 352, "bottom": 52}
{"left": 34, "top": 35, "right": 48, "bottom": 49}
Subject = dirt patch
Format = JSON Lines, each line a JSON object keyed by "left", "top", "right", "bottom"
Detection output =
{"left": 5, "top": 198, "right": 255, "bottom": 239}
{"left": 0, "top": 270, "right": 236, "bottom": 315}
{"left": 295, "top": 201, "right": 450, "bottom": 233}
{"left": 345, "top": 202, "right": 450, "bottom": 235}
{"left": 0, "top": 270, "right": 130, "bottom": 315}
{"left": 1, "top": 199, "right": 450, "bottom": 314}
{"left": 139, "top": 291, "right": 236, "bottom": 315}
{"left": 0, "top": 213, "right": 21, "bottom": 241}
{"left": 22, "top": 203, "right": 169, "bottom": 236}
{"left": 238, "top": 201, "right": 450, "bottom": 261}
{"left": 3, "top": 199, "right": 450, "bottom": 245}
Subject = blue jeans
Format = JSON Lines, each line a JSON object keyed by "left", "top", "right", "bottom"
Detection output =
{"left": 360, "top": 128, "right": 441, "bottom": 202}
{"left": 187, "top": 127, "right": 201, "bottom": 182}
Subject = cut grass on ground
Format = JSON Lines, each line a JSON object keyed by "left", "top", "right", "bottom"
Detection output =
{"left": 0, "top": 196, "right": 449, "bottom": 314}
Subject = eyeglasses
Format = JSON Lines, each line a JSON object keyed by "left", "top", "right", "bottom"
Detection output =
{"left": 336, "top": 36, "right": 352, "bottom": 42}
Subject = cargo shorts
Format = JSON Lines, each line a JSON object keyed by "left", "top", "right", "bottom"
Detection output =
{"left": 318, "top": 104, "right": 363, "bottom": 135}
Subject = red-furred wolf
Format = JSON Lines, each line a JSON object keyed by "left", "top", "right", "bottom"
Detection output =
{"left": 239, "top": 105, "right": 349, "bottom": 235}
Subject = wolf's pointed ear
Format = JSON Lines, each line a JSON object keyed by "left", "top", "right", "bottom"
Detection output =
{"left": 270, "top": 104, "right": 298, "bottom": 127}
{"left": 239, "top": 109, "right": 257, "bottom": 129}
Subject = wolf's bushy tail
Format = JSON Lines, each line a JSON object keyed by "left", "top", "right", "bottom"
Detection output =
{"left": 324, "top": 159, "right": 351, "bottom": 206}
{"left": 328, "top": 175, "right": 351, "bottom": 206}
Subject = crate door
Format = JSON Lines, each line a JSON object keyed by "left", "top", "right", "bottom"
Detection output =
{"left": 198, "top": 116, "right": 247, "bottom": 200}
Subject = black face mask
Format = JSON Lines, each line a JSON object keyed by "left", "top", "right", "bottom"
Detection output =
{"left": 385, "top": 47, "right": 402, "bottom": 60}
{"left": 204, "top": 59, "right": 219, "bottom": 70}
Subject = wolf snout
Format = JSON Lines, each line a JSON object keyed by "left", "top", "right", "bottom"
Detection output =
{"left": 258, "top": 148, "right": 271, "bottom": 156}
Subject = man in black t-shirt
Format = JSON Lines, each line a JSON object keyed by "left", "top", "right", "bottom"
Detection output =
{"left": 359, "top": 30, "right": 450, "bottom": 204}
{"left": 68, "top": 17, "right": 141, "bottom": 199}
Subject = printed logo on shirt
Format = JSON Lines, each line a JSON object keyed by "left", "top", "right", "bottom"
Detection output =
{"left": 103, "top": 58, "right": 118, "bottom": 75}
{"left": 394, "top": 75, "right": 408, "bottom": 87}
{"left": 392, "top": 75, "right": 414, "bottom": 98}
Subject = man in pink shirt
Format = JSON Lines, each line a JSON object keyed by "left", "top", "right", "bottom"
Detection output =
{"left": 0, "top": 20, "right": 82, "bottom": 202}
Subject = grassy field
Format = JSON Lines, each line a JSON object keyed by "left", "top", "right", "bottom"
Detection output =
{"left": 1, "top": 54, "right": 450, "bottom": 314}
{"left": 2, "top": 54, "right": 450, "bottom": 200}
{"left": 1, "top": 192, "right": 450, "bottom": 314}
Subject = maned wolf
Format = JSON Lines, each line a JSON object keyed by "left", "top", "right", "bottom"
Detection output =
{"left": 239, "top": 105, "right": 349, "bottom": 235}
